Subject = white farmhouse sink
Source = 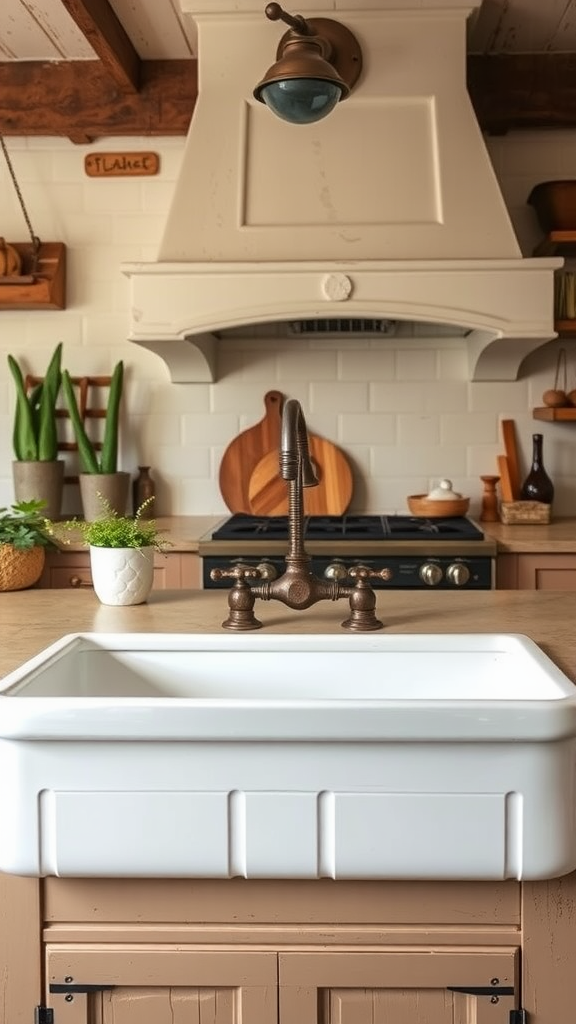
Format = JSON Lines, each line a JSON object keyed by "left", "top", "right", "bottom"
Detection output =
{"left": 1, "top": 631, "right": 575, "bottom": 881}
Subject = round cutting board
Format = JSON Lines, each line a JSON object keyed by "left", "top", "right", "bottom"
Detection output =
{"left": 248, "top": 435, "right": 353, "bottom": 516}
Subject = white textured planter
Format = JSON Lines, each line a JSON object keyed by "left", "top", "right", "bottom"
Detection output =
{"left": 89, "top": 546, "right": 154, "bottom": 606}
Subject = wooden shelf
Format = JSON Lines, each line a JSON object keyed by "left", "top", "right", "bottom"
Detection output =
{"left": 0, "top": 242, "right": 66, "bottom": 309}
{"left": 534, "top": 231, "right": 576, "bottom": 257}
{"left": 533, "top": 406, "right": 576, "bottom": 421}
{"left": 555, "top": 319, "right": 576, "bottom": 336}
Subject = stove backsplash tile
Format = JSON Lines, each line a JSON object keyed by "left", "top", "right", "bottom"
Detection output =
{"left": 0, "top": 133, "right": 575, "bottom": 517}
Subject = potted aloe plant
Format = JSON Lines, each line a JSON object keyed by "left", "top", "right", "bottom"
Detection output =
{"left": 7, "top": 342, "right": 64, "bottom": 520}
{"left": 61, "top": 359, "right": 128, "bottom": 520}
{"left": 55, "top": 496, "right": 169, "bottom": 605}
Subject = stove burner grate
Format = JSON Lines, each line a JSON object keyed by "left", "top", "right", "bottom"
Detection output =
{"left": 212, "top": 513, "right": 484, "bottom": 542}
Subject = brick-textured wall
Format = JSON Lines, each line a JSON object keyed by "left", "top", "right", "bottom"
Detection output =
{"left": 0, "top": 132, "right": 574, "bottom": 516}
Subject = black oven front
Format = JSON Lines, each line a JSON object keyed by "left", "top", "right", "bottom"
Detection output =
{"left": 203, "top": 553, "right": 494, "bottom": 590}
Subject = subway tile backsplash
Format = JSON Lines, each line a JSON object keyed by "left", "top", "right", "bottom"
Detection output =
{"left": 1, "top": 133, "right": 576, "bottom": 517}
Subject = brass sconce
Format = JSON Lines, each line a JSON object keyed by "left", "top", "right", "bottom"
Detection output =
{"left": 253, "top": 2, "right": 362, "bottom": 125}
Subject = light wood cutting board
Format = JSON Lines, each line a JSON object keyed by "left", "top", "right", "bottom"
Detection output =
{"left": 218, "top": 390, "right": 284, "bottom": 513}
{"left": 248, "top": 435, "right": 354, "bottom": 516}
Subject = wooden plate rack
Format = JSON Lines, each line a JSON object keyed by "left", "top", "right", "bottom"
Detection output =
{"left": 26, "top": 374, "right": 111, "bottom": 484}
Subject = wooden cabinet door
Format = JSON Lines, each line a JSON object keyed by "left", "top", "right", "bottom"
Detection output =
{"left": 46, "top": 945, "right": 277, "bottom": 1024}
{"left": 279, "top": 948, "right": 518, "bottom": 1024}
{"left": 497, "top": 553, "right": 576, "bottom": 590}
{"left": 517, "top": 554, "right": 576, "bottom": 590}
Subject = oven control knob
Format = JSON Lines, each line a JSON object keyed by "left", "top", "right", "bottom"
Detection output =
{"left": 420, "top": 562, "right": 443, "bottom": 586}
{"left": 324, "top": 560, "right": 349, "bottom": 581}
{"left": 446, "top": 562, "right": 470, "bottom": 586}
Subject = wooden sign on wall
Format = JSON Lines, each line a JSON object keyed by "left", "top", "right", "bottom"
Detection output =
{"left": 84, "top": 152, "right": 159, "bottom": 177}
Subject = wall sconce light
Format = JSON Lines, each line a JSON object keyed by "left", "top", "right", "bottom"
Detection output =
{"left": 253, "top": 3, "right": 363, "bottom": 125}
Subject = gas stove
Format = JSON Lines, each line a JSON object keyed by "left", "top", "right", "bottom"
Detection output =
{"left": 210, "top": 513, "right": 484, "bottom": 542}
{"left": 200, "top": 513, "right": 496, "bottom": 591}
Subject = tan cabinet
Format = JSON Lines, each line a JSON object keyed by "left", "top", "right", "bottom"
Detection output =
{"left": 5, "top": 872, "right": 576, "bottom": 1024}
{"left": 46, "top": 946, "right": 277, "bottom": 1024}
{"left": 279, "top": 949, "right": 517, "bottom": 1024}
{"left": 36, "top": 879, "right": 522, "bottom": 1024}
{"left": 39, "top": 551, "right": 201, "bottom": 589}
{"left": 44, "top": 944, "right": 518, "bottom": 1024}
{"left": 497, "top": 553, "right": 576, "bottom": 589}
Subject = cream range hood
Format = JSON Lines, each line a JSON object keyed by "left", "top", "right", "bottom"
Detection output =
{"left": 123, "top": 0, "right": 561, "bottom": 383}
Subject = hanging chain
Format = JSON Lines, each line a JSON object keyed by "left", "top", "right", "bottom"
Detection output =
{"left": 0, "top": 135, "right": 41, "bottom": 263}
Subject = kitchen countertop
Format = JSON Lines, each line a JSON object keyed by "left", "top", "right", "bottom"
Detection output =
{"left": 50, "top": 515, "right": 576, "bottom": 555}
{"left": 482, "top": 516, "right": 576, "bottom": 552}
{"left": 52, "top": 516, "right": 225, "bottom": 553}
{"left": 1, "top": 588, "right": 576, "bottom": 685}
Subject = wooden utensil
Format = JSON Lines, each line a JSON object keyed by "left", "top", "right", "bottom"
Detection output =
{"left": 218, "top": 390, "right": 284, "bottom": 513}
{"left": 248, "top": 435, "right": 354, "bottom": 516}
{"left": 501, "top": 419, "right": 521, "bottom": 499}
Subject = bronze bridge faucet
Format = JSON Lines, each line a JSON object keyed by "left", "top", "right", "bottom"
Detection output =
{"left": 211, "top": 399, "right": 392, "bottom": 630}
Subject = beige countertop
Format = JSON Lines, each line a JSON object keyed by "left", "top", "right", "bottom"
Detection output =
{"left": 50, "top": 514, "right": 576, "bottom": 555}
{"left": 52, "top": 516, "right": 225, "bottom": 553}
{"left": 1, "top": 588, "right": 575, "bottom": 685}
{"left": 482, "top": 517, "right": 576, "bottom": 552}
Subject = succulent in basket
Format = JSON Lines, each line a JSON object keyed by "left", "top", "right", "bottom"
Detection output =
{"left": 7, "top": 342, "right": 62, "bottom": 462}
{"left": 61, "top": 359, "right": 123, "bottom": 473}
{"left": 0, "top": 500, "right": 57, "bottom": 592}
{"left": 0, "top": 499, "right": 55, "bottom": 550}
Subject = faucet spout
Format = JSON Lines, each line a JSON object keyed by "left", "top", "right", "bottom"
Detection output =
{"left": 211, "top": 397, "right": 391, "bottom": 630}
{"left": 280, "top": 398, "right": 317, "bottom": 562}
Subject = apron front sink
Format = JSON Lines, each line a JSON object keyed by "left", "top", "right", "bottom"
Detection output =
{"left": 1, "top": 631, "right": 575, "bottom": 881}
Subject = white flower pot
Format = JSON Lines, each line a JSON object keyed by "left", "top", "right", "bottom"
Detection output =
{"left": 89, "top": 545, "right": 154, "bottom": 606}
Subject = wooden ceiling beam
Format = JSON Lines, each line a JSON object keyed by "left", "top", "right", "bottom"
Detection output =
{"left": 58, "top": 0, "right": 141, "bottom": 91}
{"left": 0, "top": 61, "right": 197, "bottom": 143}
{"left": 467, "top": 53, "right": 576, "bottom": 133}
{"left": 0, "top": 53, "right": 575, "bottom": 142}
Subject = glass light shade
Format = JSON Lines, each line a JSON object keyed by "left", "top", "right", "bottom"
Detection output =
{"left": 258, "top": 78, "right": 343, "bottom": 124}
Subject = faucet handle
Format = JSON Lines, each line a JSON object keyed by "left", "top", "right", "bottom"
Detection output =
{"left": 347, "top": 564, "right": 393, "bottom": 583}
{"left": 210, "top": 562, "right": 261, "bottom": 583}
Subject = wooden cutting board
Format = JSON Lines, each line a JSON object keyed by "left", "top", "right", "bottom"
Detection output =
{"left": 219, "top": 390, "right": 285, "bottom": 513}
{"left": 501, "top": 419, "right": 521, "bottom": 500}
{"left": 248, "top": 434, "right": 353, "bottom": 516}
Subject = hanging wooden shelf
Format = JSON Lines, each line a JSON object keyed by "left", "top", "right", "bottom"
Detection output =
{"left": 555, "top": 319, "right": 576, "bottom": 336}
{"left": 0, "top": 242, "right": 66, "bottom": 309}
{"left": 533, "top": 231, "right": 576, "bottom": 257}
{"left": 533, "top": 406, "right": 576, "bottom": 421}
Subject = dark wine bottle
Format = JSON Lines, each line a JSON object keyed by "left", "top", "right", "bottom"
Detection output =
{"left": 520, "top": 433, "right": 554, "bottom": 504}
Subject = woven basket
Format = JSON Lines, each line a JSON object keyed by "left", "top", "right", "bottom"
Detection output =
{"left": 0, "top": 544, "right": 45, "bottom": 591}
{"left": 500, "top": 501, "right": 551, "bottom": 525}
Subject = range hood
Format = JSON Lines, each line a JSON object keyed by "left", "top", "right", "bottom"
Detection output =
{"left": 123, "top": 0, "right": 561, "bottom": 383}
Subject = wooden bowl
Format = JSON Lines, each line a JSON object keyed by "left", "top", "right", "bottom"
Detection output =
{"left": 407, "top": 494, "right": 470, "bottom": 518}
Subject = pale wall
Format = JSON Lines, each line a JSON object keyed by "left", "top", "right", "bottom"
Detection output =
{"left": 0, "top": 130, "right": 575, "bottom": 518}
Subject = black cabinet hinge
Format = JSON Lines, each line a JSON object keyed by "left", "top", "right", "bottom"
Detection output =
{"left": 448, "top": 986, "right": 515, "bottom": 996}
{"left": 49, "top": 983, "right": 115, "bottom": 994}
{"left": 34, "top": 1009, "right": 54, "bottom": 1024}
{"left": 510, "top": 1011, "right": 528, "bottom": 1024}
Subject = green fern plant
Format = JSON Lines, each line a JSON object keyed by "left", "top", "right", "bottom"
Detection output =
{"left": 55, "top": 496, "right": 169, "bottom": 552}
{"left": 7, "top": 343, "right": 63, "bottom": 461}
{"left": 61, "top": 360, "right": 123, "bottom": 474}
